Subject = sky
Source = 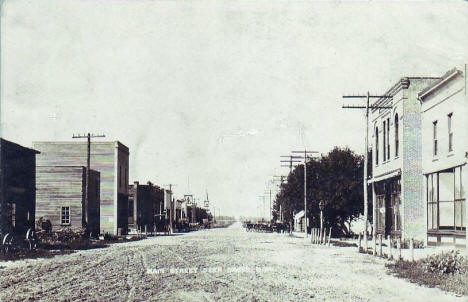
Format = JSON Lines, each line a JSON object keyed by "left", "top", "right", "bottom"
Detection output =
{"left": 1, "top": 0, "right": 467, "bottom": 217}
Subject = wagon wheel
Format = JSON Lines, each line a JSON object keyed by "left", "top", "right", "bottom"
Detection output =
{"left": 26, "top": 228, "right": 37, "bottom": 251}
{"left": 2, "top": 233, "right": 14, "bottom": 254}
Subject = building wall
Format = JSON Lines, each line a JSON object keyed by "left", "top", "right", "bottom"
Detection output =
{"left": 401, "top": 78, "right": 439, "bottom": 241}
{"left": 33, "top": 141, "right": 128, "bottom": 235}
{"left": 421, "top": 70, "right": 467, "bottom": 248}
{"left": 0, "top": 139, "right": 37, "bottom": 236}
{"left": 36, "top": 166, "right": 100, "bottom": 234}
{"left": 369, "top": 78, "right": 439, "bottom": 241}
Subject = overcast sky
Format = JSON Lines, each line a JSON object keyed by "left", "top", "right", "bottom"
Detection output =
{"left": 1, "top": 0, "right": 466, "bottom": 217}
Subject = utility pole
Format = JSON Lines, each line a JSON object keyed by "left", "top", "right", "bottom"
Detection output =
{"left": 291, "top": 150, "right": 319, "bottom": 238}
{"left": 164, "top": 184, "right": 176, "bottom": 234}
{"left": 280, "top": 156, "right": 301, "bottom": 173}
{"left": 258, "top": 195, "right": 266, "bottom": 220}
{"left": 72, "top": 133, "right": 105, "bottom": 229}
{"left": 342, "top": 92, "right": 392, "bottom": 250}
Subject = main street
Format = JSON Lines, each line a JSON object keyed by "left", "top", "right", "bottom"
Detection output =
{"left": 0, "top": 223, "right": 463, "bottom": 302}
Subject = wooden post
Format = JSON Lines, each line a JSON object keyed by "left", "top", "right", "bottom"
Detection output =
{"left": 388, "top": 237, "right": 393, "bottom": 260}
{"left": 397, "top": 238, "right": 401, "bottom": 260}
{"left": 327, "top": 228, "right": 332, "bottom": 246}
{"left": 410, "top": 238, "right": 414, "bottom": 262}
{"left": 145, "top": 225, "right": 147, "bottom": 236}
{"left": 379, "top": 234, "right": 382, "bottom": 257}
{"left": 358, "top": 233, "right": 362, "bottom": 252}
{"left": 373, "top": 235, "right": 377, "bottom": 256}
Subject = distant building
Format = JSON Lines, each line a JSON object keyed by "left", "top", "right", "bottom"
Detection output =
{"left": 36, "top": 166, "right": 100, "bottom": 236}
{"left": 128, "top": 181, "right": 164, "bottom": 233}
{"left": 294, "top": 210, "right": 305, "bottom": 233}
{"left": 164, "top": 189, "right": 173, "bottom": 231}
{"left": 369, "top": 76, "right": 440, "bottom": 242}
{"left": 33, "top": 141, "right": 129, "bottom": 235}
{"left": 0, "top": 138, "right": 39, "bottom": 236}
{"left": 419, "top": 68, "right": 467, "bottom": 248}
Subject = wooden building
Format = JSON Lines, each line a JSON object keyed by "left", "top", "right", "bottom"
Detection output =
{"left": 36, "top": 166, "right": 100, "bottom": 236}
{"left": 128, "top": 181, "right": 164, "bottom": 233}
{"left": 33, "top": 141, "right": 129, "bottom": 235}
{"left": 0, "top": 138, "right": 39, "bottom": 237}
{"left": 419, "top": 68, "right": 467, "bottom": 248}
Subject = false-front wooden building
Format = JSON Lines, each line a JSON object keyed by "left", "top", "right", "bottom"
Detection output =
{"left": 0, "top": 138, "right": 39, "bottom": 237}
{"left": 33, "top": 141, "right": 129, "bottom": 235}
{"left": 36, "top": 166, "right": 100, "bottom": 236}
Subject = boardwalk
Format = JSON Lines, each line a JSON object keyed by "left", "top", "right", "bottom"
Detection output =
{"left": 0, "top": 223, "right": 464, "bottom": 302}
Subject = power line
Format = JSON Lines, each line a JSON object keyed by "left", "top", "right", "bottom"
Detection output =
{"left": 342, "top": 91, "right": 393, "bottom": 251}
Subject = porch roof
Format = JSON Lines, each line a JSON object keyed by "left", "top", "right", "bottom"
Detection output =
{"left": 368, "top": 168, "right": 401, "bottom": 184}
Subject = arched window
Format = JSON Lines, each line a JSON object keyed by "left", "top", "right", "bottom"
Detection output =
{"left": 394, "top": 114, "right": 399, "bottom": 157}
{"left": 375, "top": 127, "right": 379, "bottom": 165}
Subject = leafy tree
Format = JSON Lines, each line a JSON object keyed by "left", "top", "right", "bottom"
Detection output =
{"left": 274, "top": 147, "right": 364, "bottom": 236}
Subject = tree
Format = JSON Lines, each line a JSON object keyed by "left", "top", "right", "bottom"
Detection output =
{"left": 275, "top": 147, "right": 363, "bottom": 236}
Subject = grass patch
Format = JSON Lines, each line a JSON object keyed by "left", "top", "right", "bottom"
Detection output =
{"left": 386, "top": 250, "right": 468, "bottom": 296}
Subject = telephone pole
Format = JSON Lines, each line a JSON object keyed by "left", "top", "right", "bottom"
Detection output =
{"left": 280, "top": 155, "right": 301, "bottom": 173}
{"left": 72, "top": 133, "right": 105, "bottom": 229}
{"left": 291, "top": 150, "right": 319, "bottom": 238}
{"left": 342, "top": 91, "right": 392, "bottom": 250}
{"left": 164, "top": 184, "right": 176, "bottom": 234}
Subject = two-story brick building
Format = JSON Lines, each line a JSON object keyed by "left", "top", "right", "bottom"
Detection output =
{"left": 369, "top": 76, "right": 440, "bottom": 242}
{"left": 419, "top": 68, "right": 467, "bottom": 248}
{"left": 128, "top": 181, "right": 164, "bottom": 233}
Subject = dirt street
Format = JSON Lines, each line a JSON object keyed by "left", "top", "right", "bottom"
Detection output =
{"left": 0, "top": 223, "right": 464, "bottom": 302}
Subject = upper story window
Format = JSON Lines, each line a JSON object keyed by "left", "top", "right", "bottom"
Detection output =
{"left": 375, "top": 127, "right": 379, "bottom": 165}
{"left": 386, "top": 117, "right": 390, "bottom": 161}
{"left": 448, "top": 113, "right": 453, "bottom": 152}
{"left": 433, "top": 121, "right": 438, "bottom": 156}
{"left": 394, "top": 114, "right": 399, "bottom": 157}
{"left": 383, "top": 120, "right": 386, "bottom": 161}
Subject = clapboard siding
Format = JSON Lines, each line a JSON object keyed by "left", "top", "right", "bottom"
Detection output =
{"left": 36, "top": 166, "right": 100, "bottom": 234}
{"left": 33, "top": 141, "right": 128, "bottom": 235}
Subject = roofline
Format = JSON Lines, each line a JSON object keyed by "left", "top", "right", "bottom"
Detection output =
{"left": 371, "top": 76, "right": 441, "bottom": 113}
{"left": 1, "top": 138, "right": 40, "bottom": 154}
{"left": 418, "top": 68, "right": 462, "bottom": 101}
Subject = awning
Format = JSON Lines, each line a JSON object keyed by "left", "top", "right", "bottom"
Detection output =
{"left": 368, "top": 169, "right": 401, "bottom": 184}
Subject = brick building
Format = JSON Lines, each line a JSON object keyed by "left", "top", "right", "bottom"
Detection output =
{"left": 369, "top": 76, "right": 440, "bottom": 242}
{"left": 128, "top": 181, "right": 164, "bottom": 233}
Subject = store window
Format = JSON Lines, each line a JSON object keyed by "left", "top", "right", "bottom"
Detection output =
{"left": 426, "top": 167, "right": 465, "bottom": 231}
